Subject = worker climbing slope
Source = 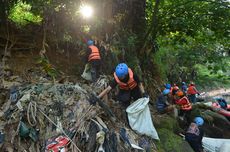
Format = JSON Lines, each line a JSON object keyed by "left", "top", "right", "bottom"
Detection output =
{"left": 97, "top": 63, "right": 147, "bottom": 108}
{"left": 85, "top": 40, "right": 101, "bottom": 82}
{"left": 95, "top": 63, "right": 159, "bottom": 140}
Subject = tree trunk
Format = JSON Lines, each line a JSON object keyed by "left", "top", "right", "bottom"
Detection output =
{"left": 138, "top": 0, "right": 161, "bottom": 56}
{"left": 0, "top": 0, "right": 7, "bottom": 27}
{"left": 129, "top": 0, "right": 146, "bottom": 36}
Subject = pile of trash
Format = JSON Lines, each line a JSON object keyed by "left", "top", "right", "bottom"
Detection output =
{"left": 0, "top": 75, "right": 157, "bottom": 152}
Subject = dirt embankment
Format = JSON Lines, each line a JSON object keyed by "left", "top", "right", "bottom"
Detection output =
{"left": 7, "top": 47, "right": 84, "bottom": 78}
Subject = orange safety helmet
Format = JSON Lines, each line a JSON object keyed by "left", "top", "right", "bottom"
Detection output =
{"left": 176, "top": 91, "right": 184, "bottom": 97}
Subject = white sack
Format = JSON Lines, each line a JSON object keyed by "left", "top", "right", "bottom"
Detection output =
{"left": 202, "top": 137, "right": 230, "bottom": 152}
{"left": 126, "top": 97, "right": 159, "bottom": 140}
{"left": 81, "top": 63, "right": 92, "bottom": 81}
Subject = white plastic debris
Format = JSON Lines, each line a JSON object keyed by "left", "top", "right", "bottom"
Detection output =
{"left": 126, "top": 97, "right": 160, "bottom": 140}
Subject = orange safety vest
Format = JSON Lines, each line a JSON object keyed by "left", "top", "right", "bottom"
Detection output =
{"left": 88, "top": 45, "right": 101, "bottom": 61}
{"left": 180, "top": 96, "right": 192, "bottom": 111}
{"left": 187, "top": 86, "right": 197, "bottom": 95}
{"left": 114, "top": 68, "right": 137, "bottom": 90}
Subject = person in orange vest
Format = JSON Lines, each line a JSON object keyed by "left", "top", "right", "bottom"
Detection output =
{"left": 97, "top": 63, "right": 146, "bottom": 108}
{"left": 86, "top": 40, "right": 101, "bottom": 82}
{"left": 172, "top": 84, "right": 179, "bottom": 96}
{"left": 170, "top": 84, "right": 179, "bottom": 104}
{"left": 187, "top": 82, "right": 200, "bottom": 103}
{"left": 175, "top": 90, "right": 192, "bottom": 122}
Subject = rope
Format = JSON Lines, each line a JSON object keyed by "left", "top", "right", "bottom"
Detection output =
{"left": 27, "top": 101, "right": 37, "bottom": 126}
{"left": 11, "top": 120, "right": 21, "bottom": 144}
{"left": 36, "top": 103, "right": 82, "bottom": 152}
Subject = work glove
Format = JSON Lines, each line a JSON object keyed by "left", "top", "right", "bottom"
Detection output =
{"left": 142, "top": 92, "right": 149, "bottom": 98}
{"left": 89, "top": 94, "right": 100, "bottom": 105}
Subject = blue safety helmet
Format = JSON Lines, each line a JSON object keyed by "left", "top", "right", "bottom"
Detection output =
{"left": 87, "top": 40, "right": 94, "bottom": 46}
{"left": 194, "top": 117, "right": 204, "bottom": 126}
{"left": 182, "top": 82, "right": 186, "bottom": 85}
{"left": 165, "top": 84, "right": 171, "bottom": 89}
{"left": 115, "top": 63, "right": 129, "bottom": 78}
{"left": 163, "top": 89, "right": 170, "bottom": 95}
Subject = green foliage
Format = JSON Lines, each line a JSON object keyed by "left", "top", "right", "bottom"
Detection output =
{"left": 3, "top": 0, "right": 229, "bottom": 89}
{"left": 146, "top": 0, "right": 153, "bottom": 21}
{"left": 8, "top": 0, "right": 42, "bottom": 26}
{"left": 63, "top": 32, "right": 73, "bottom": 42}
{"left": 154, "top": 29, "right": 230, "bottom": 82}
{"left": 36, "top": 57, "right": 58, "bottom": 79}
{"left": 196, "top": 64, "right": 230, "bottom": 89}
{"left": 145, "top": 0, "right": 230, "bottom": 83}
{"left": 111, "top": 30, "right": 140, "bottom": 68}
{"left": 157, "top": 128, "right": 185, "bottom": 152}
{"left": 157, "top": 0, "right": 230, "bottom": 37}
{"left": 155, "top": 116, "right": 194, "bottom": 152}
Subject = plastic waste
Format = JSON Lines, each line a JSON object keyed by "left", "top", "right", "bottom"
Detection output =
{"left": 19, "top": 121, "right": 30, "bottom": 138}
{"left": 29, "top": 128, "right": 39, "bottom": 142}
{"left": 0, "top": 132, "right": 4, "bottom": 144}
{"left": 56, "top": 117, "right": 63, "bottom": 133}
{"left": 202, "top": 137, "right": 230, "bottom": 152}
{"left": 45, "top": 135, "right": 69, "bottom": 152}
{"left": 126, "top": 97, "right": 159, "bottom": 140}
{"left": 131, "top": 144, "right": 144, "bottom": 150}
{"left": 219, "top": 142, "right": 230, "bottom": 152}
{"left": 138, "top": 137, "right": 150, "bottom": 152}
{"left": 119, "top": 128, "right": 145, "bottom": 150}
{"left": 18, "top": 93, "right": 30, "bottom": 103}
{"left": 96, "top": 131, "right": 105, "bottom": 144}
{"left": 119, "top": 128, "right": 131, "bottom": 147}
{"left": 10, "top": 86, "right": 18, "bottom": 103}
{"left": 105, "top": 131, "right": 118, "bottom": 152}
{"left": 96, "top": 131, "right": 105, "bottom": 152}
{"left": 16, "top": 101, "right": 23, "bottom": 111}
{"left": 81, "top": 63, "right": 92, "bottom": 81}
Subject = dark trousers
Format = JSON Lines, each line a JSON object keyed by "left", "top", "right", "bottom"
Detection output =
{"left": 90, "top": 60, "right": 101, "bottom": 82}
{"left": 186, "top": 140, "right": 203, "bottom": 152}
{"left": 188, "top": 94, "right": 196, "bottom": 103}
{"left": 185, "top": 134, "right": 203, "bottom": 152}
{"left": 117, "top": 86, "right": 142, "bottom": 108}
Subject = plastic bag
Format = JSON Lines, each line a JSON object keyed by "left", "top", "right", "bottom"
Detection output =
{"left": 19, "top": 121, "right": 30, "bottom": 138}
{"left": 81, "top": 64, "right": 92, "bottom": 81}
{"left": 202, "top": 137, "right": 230, "bottom": 152}
{"left": 126, "top": 97, "right": 159, "bottom": 140}
{"left": 45, "top": 135, "right": 69, "bottom": 152}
